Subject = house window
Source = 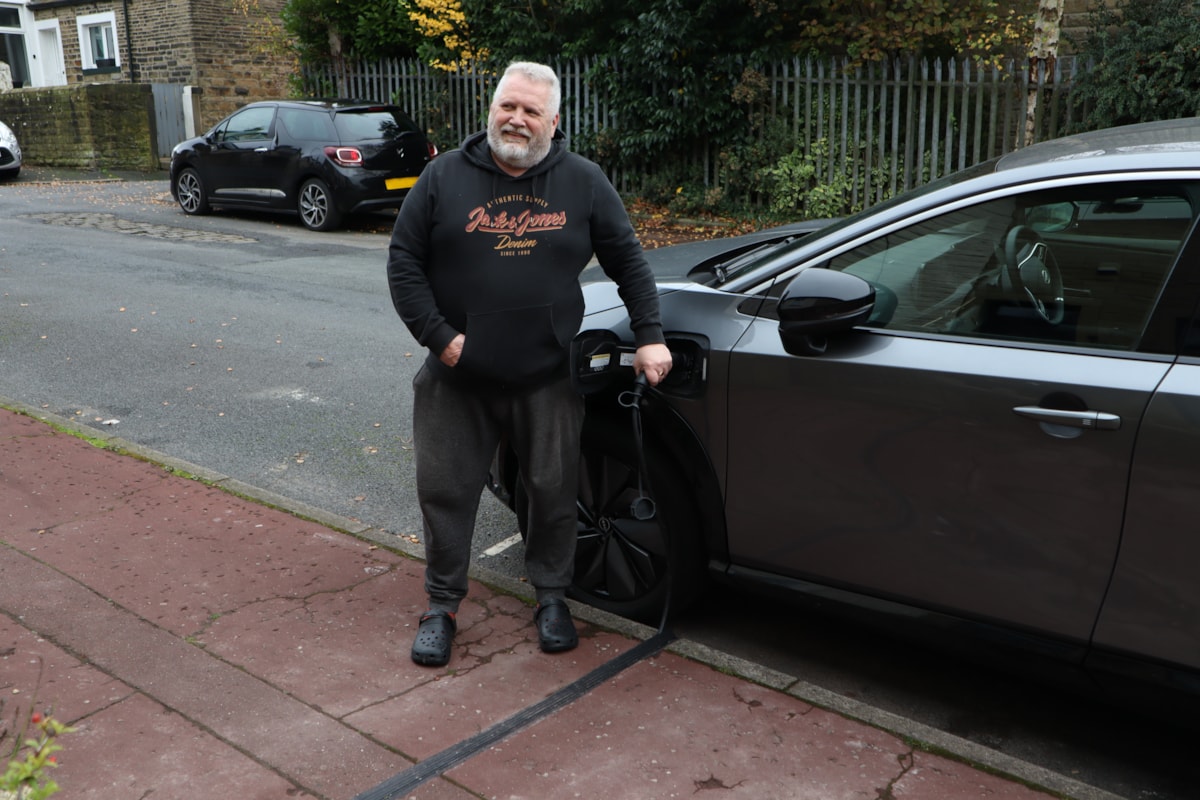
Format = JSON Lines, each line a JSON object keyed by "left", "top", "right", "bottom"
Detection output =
{"left": 0, "top": 3, "right": 30, "bottom": 87}
{"left": 76, "top": 12, "right": 118, "bottom": 69}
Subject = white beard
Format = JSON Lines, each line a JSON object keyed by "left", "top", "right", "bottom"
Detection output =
{"left": 487, "top": 123, "right": 552, "bottom": 170}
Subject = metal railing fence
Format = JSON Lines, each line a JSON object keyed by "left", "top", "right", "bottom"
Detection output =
{"left": 301, "top": 55, "right": 1083, "bottom": 211}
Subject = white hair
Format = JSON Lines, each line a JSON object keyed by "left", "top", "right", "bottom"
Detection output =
{"left": 493, "top": 61, "right": 561, "bottom": 119}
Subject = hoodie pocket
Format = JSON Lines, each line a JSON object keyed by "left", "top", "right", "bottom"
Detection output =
{"left": 459, "top": 303, "right": 565, "bottom": 384}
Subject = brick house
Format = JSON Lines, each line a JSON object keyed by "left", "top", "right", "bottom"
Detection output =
{"left": 1, "top": 0, "right": 292, "bottom": 130}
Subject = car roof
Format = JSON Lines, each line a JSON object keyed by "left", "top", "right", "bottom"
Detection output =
{"left": 243, "top": 99, "right": 402, "bottom": 113}
{"left": 861, "top": 117, "right": 1200, "bottom": 217}
{"left": 994, "top": 117, "right": 1200, "bottom": 172}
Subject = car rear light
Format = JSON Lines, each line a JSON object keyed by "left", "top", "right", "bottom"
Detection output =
{"left": 427, "top": 142, "right": 439, "bottom": 158}
{"left": 325, "top": 146, "right": 363, "bottom": 167}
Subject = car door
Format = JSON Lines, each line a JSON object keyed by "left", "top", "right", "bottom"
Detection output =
{"left": 204, "top": 104, "right": 278, "bottom": 203}
{"left": 1089, "top": 227, "right": 1200, "bottom": 675}
{"left": 722, "top": 178, "right": 1198, "bottom": 643}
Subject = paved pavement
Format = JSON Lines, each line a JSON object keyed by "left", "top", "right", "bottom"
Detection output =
{"left": 0, "top": 396, "right": 1127, "bottom": 800}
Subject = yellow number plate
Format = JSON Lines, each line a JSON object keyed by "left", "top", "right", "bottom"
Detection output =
{"left": 386, "top": 177, "right": 418, "bottom": 190}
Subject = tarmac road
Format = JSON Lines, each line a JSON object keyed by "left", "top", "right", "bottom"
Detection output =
{"left": 0, "top": 169, "right": 1195, "bottom": 799}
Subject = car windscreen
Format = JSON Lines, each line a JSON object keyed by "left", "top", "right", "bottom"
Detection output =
{"left": 333, "top": 110, "right": 418, "bottom": 142}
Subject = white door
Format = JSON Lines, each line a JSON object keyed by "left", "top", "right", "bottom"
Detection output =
{"left": 36, "top": 23, "right": 65, "bottom": 86}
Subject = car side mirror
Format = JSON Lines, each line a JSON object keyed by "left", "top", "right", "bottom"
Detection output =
{"left": 777, "top": 269, "right": 875, "bottom": 356}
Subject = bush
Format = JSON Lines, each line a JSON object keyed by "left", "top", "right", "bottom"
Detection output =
{"left": 762, "top": 139, "right": 899, "bottom": 220}
{"left": 1069, "top": 0, "right": 1200, "bottom": 131}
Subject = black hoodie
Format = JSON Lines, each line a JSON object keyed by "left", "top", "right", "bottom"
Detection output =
{"left": 387, "top": 130, "right": 664, "bottom": 390}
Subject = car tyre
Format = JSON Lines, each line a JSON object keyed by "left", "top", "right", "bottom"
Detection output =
{"left": 298, "top": 178, "right": 343, "bottom": 231}
{"left": 515, "top": 414, "right": 707, "bottom": 625}
{"left": 173, "top": 167, "right": 210, "bottom": 215}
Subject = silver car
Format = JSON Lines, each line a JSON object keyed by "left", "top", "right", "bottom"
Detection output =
{"left": 0, "top": 119, "right": 21, "bottom": 180}
{"left": 493, "top": 117, "right": 1200, "bottom": 704}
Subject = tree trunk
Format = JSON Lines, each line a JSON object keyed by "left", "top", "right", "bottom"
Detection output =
{"left": 1026, "top": 0, "right": 1066, "bottom": 147}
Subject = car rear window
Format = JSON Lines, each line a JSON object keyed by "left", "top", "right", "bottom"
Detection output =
{"left": 278, "top": 108, "right": 337, "bottom": 141}
{"left": 333, "top": 109, "right": 419, "bottom": 142}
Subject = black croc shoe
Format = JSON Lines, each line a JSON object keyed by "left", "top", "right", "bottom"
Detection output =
{"left": 411, "top": 610, "right": 456, "bottom": 666}
{"left": 535, "top": 600, "right": 578, "bottom": 653}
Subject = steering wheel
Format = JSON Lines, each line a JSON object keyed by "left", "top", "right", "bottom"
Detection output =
{"left": 1004, "top": 225, "right": 1064, "bottom": 325}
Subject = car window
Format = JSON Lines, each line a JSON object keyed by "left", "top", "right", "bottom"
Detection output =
{"left": 333, "top": 109, "right": 416, "bottom": 142}
{"left": 828, "top": 182, "right": 1198, "bottom": 350}
{"left": 277, "top": 108, "right": 337, "bottom": 142}
{"left": 214, "top": 106, "right": 275, "bottom": 144}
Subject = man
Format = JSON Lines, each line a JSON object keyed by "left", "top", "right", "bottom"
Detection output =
{"left": 387, "top": 61, "right": 672, "bottom": 667}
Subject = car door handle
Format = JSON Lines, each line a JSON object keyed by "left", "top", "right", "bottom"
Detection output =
{"left": 1012, "top": 406, "right": 1121, "bottom": 431}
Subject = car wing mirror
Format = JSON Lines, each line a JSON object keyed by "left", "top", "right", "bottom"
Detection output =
{"left": 777, "top": 268, "right": 874, "bottom": 356}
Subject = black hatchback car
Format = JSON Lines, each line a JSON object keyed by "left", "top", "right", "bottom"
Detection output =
{"left": 169, "top": 100, "right": 436, "bottom": 231}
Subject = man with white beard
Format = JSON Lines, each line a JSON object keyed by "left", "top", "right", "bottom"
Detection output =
{"left": 387, "top": 61, "right": 673, "bottom": 667}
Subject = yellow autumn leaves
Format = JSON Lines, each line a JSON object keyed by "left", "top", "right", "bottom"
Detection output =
{"left": 405, "top": 0, "right": 487, "bottom": 69}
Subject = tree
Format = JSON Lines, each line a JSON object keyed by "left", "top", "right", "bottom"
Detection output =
{"left": 537, "top": 0, "right": 795, "bottom": 160}
{"left": 408, "top": 0, "right": 487, "bottom": 68}
{"left": 1025, "top": 0, "right": 1066, "bottom": 146}
{"left": 281, "top": 0, "right": 421, "bottom": 64}
{"left": 1068, "top": 0, "right": 1200, "bottom": 132}
{"left": 785, "top": 0, "right": 1035, "bottom": 65}
{"left": 458, "top": 0, "right": 570, "bottom": 66}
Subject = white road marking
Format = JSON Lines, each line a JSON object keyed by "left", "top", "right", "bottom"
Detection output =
{"left": 481, "top": 533, "right": 523, "bottom": 557}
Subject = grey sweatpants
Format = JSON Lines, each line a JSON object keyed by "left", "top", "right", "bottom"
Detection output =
{"left": 412, "top": 366, "right": 584, "bottom": 613}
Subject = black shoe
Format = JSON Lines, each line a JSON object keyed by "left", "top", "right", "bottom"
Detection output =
{"left": 535, "top": 600, "right": 578, "bottom": 653}
{"left": 411, "top": 609, "right": 456, "bottom": 666}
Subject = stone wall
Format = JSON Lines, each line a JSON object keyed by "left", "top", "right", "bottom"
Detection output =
{"left": 121, "top": 0, "right": 292, "bottom": 127}
{"left": 187, "top": 0, "right": 291, "bottom": 128}
{"left": 129, "top": 0, "right": 202, "bottom": 85}
{"left": 0, "top": 83, "right": 157, "bottom": 169}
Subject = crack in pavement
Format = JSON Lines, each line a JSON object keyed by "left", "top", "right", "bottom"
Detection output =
{"left": 876, "top": 748, "right": 916, "bottom": 799}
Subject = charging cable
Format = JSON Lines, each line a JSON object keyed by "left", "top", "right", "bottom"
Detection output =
{"left": 617, "top": 371, "right": 675, "bottom": 632}
{"left": 618, "top": 372, "right": 656, "bottom": 521}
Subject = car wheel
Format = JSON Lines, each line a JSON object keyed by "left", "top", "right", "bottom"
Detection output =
{"left": 298, "top": 178, "right": 343, "bottom": 231}
{"left": 515, "top": 415, "right": 706, "bottom": 625}
{"left": 173, "top": 167, "right": 210, "bottom": 215}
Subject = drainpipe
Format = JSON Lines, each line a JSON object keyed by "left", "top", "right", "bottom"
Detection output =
{"left": 123, "top": 0, "right": 137, "bottom": 82}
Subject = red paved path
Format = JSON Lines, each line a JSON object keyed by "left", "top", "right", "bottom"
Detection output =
{"left": 0, "top": 404, "right": 1110, "bottom": 800}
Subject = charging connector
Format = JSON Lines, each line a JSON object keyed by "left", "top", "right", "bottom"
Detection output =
{"left": 617, "top": 372, "right": 656, "bottom": 521}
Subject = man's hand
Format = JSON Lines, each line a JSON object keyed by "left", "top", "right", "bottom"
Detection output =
{"left": 440, "top": 333, "right": 465, "bottom": 367}
{"left": 634, "top": 343, "right": 673, "bottom": 386}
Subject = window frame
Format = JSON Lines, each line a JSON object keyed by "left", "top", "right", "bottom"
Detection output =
{"left": 76, "top": 11, "right": 118, "bottom": 70}
{"left": 0, "top": 2, "right": 29, "bottom": 86}
{"left": 0, "top": 4, "right": 20, "bottom": 29}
